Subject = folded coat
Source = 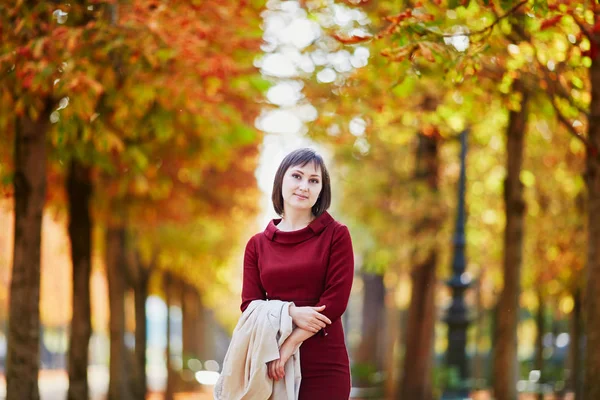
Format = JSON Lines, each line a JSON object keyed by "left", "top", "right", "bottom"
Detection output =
{"left": 214, "top": 300, "right": 301, "bottom": 400}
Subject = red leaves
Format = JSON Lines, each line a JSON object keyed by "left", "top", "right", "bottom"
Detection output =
{"left": 582, "top": 40, "right": 599, "bottom": 60}
{"left": 540, "top": 15, "right": 562, "bottom": 31}
{"left": 377, "top": 9, "right": 413, "bottom": 39}
{"left": 332, "top": 33, "right": 372, "bottom": 44}
{"left": 339, "top": 0, "right": 371, "bottom": 5}
{"left": 418, "top": 43, "right": 435, "bottom": 62}
{"left": 16, "top": 46, "right": 31, "bottom": 58}
{"left": 385, "top": 9, "right": 412, "bottom": 24}
{"left": 21, "top": 72, "right": 34, "bottom": 90}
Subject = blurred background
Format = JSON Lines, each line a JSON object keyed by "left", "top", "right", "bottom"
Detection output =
{"left": 0, "top": 0, "right": 596, "bottom": 399}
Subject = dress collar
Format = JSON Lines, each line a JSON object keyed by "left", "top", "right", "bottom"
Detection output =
{"left": 264, "top": 211, "right": 334, "bottom": 244}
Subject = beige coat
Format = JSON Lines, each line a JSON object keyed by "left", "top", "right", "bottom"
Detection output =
{"left": 214, "top": 300, "right": 301, "bottom": 400}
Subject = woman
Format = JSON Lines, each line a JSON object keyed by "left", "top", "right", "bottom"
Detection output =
{"left": 241, "top": 148, "right": 355, "bottom": 399}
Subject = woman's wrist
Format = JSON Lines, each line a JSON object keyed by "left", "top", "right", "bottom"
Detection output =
{"left": 284, "top": 333, "right": 302, "bottom": 350}
{"left": 288, "top": 303, "right": 297, "bottom": 319}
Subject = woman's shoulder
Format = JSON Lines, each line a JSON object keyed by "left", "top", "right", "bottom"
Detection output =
{"left": 246, "top": 232, "right": 264, "bottom": 246}
{"left": 324, "top": 214, "right": 351, "bottom": 238}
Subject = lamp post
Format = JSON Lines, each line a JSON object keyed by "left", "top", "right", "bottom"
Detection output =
{"left": 442, "top": 128, "right": 472, "bottom": 399}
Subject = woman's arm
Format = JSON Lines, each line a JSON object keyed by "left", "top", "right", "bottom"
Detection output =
{"left": 316, "top": 224, "right": 354, "bottom": 323}
{"left": 240, "top": 236, "right": 266, "bottom": 312}
{"left": 288, "top": 304, "right": 331, "bottom": 332}
{"left": 268, "top": 327, "right": 315, "bottom": 380}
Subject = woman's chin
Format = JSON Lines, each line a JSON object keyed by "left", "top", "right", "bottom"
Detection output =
{"left": 286, "top": 201, "right": 314, "bottom": 211}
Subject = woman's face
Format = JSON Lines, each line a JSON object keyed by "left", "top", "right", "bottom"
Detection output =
{"left": 281, "top": 162, "right": 323, "bottom": 215}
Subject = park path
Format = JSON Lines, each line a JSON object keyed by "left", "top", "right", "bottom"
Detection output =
{"left": 0, "top": 371, "right": 574, "bottom": 400}
{"left": 0, "top": 368, "right": 214, "bottom": 400}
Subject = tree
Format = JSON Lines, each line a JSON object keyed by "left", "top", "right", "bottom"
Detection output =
{"left": 1, "top": 2, "right": 265, "bottom": 399}
{"left": 493, "top": 79, "right": 529, "bottom": 400}
{"left": 331, "top": 0, "right": 596, "bottom": 397}
{"left": 0, "top": 2, "right": 101, "bottom": 398}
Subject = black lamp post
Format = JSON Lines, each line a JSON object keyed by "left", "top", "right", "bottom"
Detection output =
{"left": 442, "top": 128, "right": 472, "bottom": 399}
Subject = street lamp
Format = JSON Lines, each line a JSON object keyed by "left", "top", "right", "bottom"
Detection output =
{"left": 442, "top": 128, "right": 472, "bottom": 399}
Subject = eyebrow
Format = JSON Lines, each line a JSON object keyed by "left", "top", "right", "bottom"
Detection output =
{"left": 292, "top": 169, "right": 321, "bottom": 178}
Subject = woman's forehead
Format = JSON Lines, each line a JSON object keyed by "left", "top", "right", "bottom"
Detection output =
{"left": 289, "top": 162, "right": 321, "bottom": 175}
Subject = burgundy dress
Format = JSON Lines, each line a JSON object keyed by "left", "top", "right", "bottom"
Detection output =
{"left": 241, "top": 211, "right": 354, "bottom": 400}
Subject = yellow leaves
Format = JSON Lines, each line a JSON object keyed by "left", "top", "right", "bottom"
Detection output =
{"left": 559, "top": 295, "right": 574, "bottom": 314}
{"left": 104, "top": 132, "right": 125, "bottom": 153}
{"left": 83, "top": 75, "right": 104, "bottom": 95}
{"left": 205, "top": 76, "right": 222, "bottom": 97}
{"left": 14, "top": 98, "right": 25, "bottom": 116}
{"left": 67, "top": 75, "right": 104, "bottom": 96}
{"left": 132, "top": 176, "right": 150, "bottom": 196}
{"left": 519, "top": 170, "right": 535, "bottom": 188}
{"left": 380, "top": 44, "right": 417, "bottom": 62}
{"left": 66, "top": 30, "right": 81, "bottom": 53}
{"left": 32, "top": 38, "right": 48, "bottom": 59}
{"left": 13, "top": 18, "right": 25, "bottom": 35}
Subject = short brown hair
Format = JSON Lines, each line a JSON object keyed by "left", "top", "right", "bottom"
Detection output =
{"left": 271, "top": 148, "right": 331, "bottom": 217}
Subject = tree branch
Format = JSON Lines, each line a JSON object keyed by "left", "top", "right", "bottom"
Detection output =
{"left": 570, "top": 13, "right": 594, "bottom": 42}
{"left": 419, "top": 0, "right": 528, "bottom": 40}
{"left": 510, "top": 23, "right": 591, "bottom": 120}
{"left": 550, "top": 97, "right": 589, "bottom": 148}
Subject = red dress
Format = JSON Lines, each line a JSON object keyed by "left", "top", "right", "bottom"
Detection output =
{"left": 241, "top": 211, "right": 354, "bottom": 399}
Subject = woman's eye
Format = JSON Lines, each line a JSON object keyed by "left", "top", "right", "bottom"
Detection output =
{"left": 292, "top": 174, "right": 301, "bottom": 179}
{"left": 311, "top": 179, "right": 320, "bottom": 184}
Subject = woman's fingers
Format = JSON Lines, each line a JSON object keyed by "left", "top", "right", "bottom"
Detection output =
{"left": 311, "top": 310, "right": 331, "bottom": 325}
{"left": 267, "top": 362, "right": 273, "bottom": 379}
{"left": 277, "top": 360, "right": 285, "bottom": 380}
{"left": 315, "top": 313, "right": 332, "bottom": 325}
{"left": 272, "top": 362, "right": 277, "bottom": 380}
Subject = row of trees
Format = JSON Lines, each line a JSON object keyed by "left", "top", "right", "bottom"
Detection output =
{"left": 279, "top": 0, "right": 594, "bottom": 398}
{"left": 0, "top": 1, "right": 265, "bottom": 399}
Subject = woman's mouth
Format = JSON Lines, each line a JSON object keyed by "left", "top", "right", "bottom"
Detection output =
{"left": 294, "top": 194, "right": 308, "bottom": 200}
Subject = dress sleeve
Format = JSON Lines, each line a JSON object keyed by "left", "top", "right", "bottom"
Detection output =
{"left": 317, "top": 224, "right": 354, "bottom": 323}
{"left": 241, "top": 236, "right": 266, "bottom": 312}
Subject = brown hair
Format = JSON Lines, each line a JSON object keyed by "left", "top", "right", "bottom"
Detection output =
{"left": 271, "top": 148, "right": 331, "bottom": 217}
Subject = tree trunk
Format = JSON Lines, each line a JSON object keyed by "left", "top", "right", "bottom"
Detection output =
{"left": 133, "top": 259, "right": 151, "bottom": 400}
{"left": 535, "top": 291, "right": 545, "bottom": 400}
{"left": 383, "top": 298, "right": 401, "bottom": 399}
{"left": 569, "top": 287, "right": 582, "bottom": 399}
{"left": 164, "top": 273, "right": 175, "bottom": 400}
{"left": 106, "top": 227, "right": 134, "bottom": 400}
{"left": 584, "top": 28, "right": 600, "bottom": 400}
{"left": 355, "top": 272, "right": 385, "bottom": 387}
{"left": 473, "top": 276, "right": 485, "bottom": 388}
{"left": 493, "top": 80, "right": 529, "bottom": 400}
{"left": 66, "top": 160, "right": 93, "bottom": 400}
{"left": 6, "top": 112, "right": 49, "bottom": 400}
{"left": 400, "top": 254, "right": 437, "bottom": 400}
{"left": 182, "top": 284, "right": 204, "bottom": 365}
{"left": 399, "top": 131, "right": 439, "bottom": 400}
{"left": 194, "top": 290, "right": 207, "bottom": 361}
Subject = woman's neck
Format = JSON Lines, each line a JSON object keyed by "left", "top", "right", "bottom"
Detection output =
{"left": 279, "top": 209, "right": 315, "bottom": 231}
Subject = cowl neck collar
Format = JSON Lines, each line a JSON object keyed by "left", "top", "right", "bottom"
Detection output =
{"left": 264, "top": 211, "right": 334, "bottom": 244}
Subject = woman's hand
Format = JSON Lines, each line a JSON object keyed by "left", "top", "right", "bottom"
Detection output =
{"left": 267, "top": 340, "right": 297, "bottom": 381}
{"left": 288, "top": 304, "right": 331, "bottom": 333}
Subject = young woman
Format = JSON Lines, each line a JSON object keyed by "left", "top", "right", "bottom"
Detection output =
{"left": 241, "top": 148, "right": 355, "bottom": 399}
